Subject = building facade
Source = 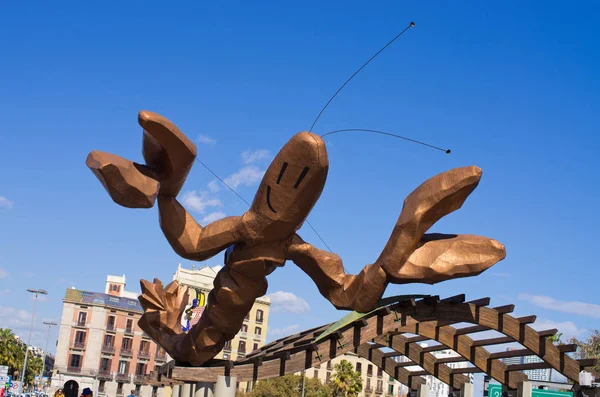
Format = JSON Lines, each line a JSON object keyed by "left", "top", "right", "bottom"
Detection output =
{"left": 52, "top": 266, "right": 271, "bottom": 397}
{"left": 501, "top": 349, "right": 551, "bottom": 382}
{"left": 51, "top": 275, "right": 167, "bottom": 397}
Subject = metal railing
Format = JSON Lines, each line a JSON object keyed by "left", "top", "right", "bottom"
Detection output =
{"left": 72, "top": 341, "right": 86, "bottom": 349}
{"left": 120, "top": 348, "right": 133, "bottom": 356}
{"left": 115, "top": 373, "right": 130, "bottom": 382}
{"left": 125, "top": 327, "right": 134, "bottom": 335}
{"left": 138, "top": 350, "right": 150, "bottom": 359}
{"left": 239, "top": 332, "right": 247, "bottom": 338}
{"left": 253, "top": 334, "right": 262, "bottom": 341}
{"left": 101, "top": 345, "right": 115, "bottom": 354}
{"left": 155, "top": 353, "right": 167, "bottom": 361}
{"left": 134, "top": 375, "right": 147, "bottom": 384}
{"left": 76, "top": 321, "right": 86, "bottom": 327}
{"left": 97, "top": 369, "right": 112, "bottom": 380}
{"left": 106, "top": 324, "right": 116, "bottom": 332}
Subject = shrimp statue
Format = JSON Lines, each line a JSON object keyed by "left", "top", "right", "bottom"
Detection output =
{"left": 86, "top": 110, "right": 505, "bottom": 365}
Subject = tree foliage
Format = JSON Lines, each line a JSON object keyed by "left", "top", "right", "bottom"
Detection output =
{"left": 0, "top": 328, "right": 45, "bottom": 386}
{"left": 330, "top": 360, "right": 362, "bottom": 397}
{"left": 569, "top": 329, "right": 600, "bottom": 375}
{"left": 237, "top": 374, "right": 332, "bottom": 397}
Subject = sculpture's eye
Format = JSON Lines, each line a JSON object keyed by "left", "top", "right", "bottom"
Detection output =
{"left": 294, "top": 167, "right": 309, "bottom": 188}
{"left": 277, "top": 162, "right": 288, "bottom": 184}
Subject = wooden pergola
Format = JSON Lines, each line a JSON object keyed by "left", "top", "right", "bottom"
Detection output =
{"left": 147, "top": 295, "right": 596, "bottom": 392}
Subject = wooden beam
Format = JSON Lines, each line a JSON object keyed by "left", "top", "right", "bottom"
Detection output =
{"left": 489, "top": 349, "right": 534, "bottom": 360}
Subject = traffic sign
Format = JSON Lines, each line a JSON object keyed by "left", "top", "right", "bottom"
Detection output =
{"left": 488, "top": 384, "right": 573, "bottom": 397}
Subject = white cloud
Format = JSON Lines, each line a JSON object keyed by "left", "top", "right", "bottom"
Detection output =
{"left": 267, "top": 291, "right": 310, "bottom": 314}
{"left": 269, "top": 324, "right": 301, "bottom": 338}
{"left": 224, "top": 166, "right": 265, "bottom": 190}
{"left": 196, "top": 134, "right": 216, "bottom": 146}
{"left": 241, "top": 149, "right": 271, "bottom": 164}
{"left": 207, "top": 180, "right": 221, "bottom": 193}
{"left": 201, "top": 212, "right": 226, "bottom": 223}
{"left": 0, "top": 196, "right": 13, "bottom": 209}
{"left": 0, "top": 306, "right": 32, "bottom": 329}
{"left": 531, "top": 319, "right": 587, "bottom": 341}
{"left": 519, "top": 293, "right": 600, "bottom": 319}
{"left": 180, "top": 191, "right": 223, "bottom": 214}
{"left": 0, "top": 268, "right": 7, "bottom": 279}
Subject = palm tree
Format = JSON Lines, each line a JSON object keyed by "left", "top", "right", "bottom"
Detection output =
{"left": 0, "top": 328, "right": 21, "bottom": 374}
{"left": 330, "top": 360, "right": 362, "bottom": 397}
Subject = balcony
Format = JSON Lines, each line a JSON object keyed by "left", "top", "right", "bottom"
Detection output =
{"left": 72, "top": 342, "right": 86, "bottom": 350}
{"left": 239, "top": 332, "right": 247, "bottom": 339}
{"left": 97, "top": 370, "right": 112, "bottom": 380}
{"left": 253, "top": 334, "right": 262, "bottom": 341}
{"left": 120, "top": 349, "right": 133, "bottom": 356}
{"left": 101, "top": 345, "right": 115, "bottom": 354}
{"left": 125, "top": 327, "right": 134, "bottom": 335}
{"left": 142, "top": 332, "right": 150, "bottom": 339}
{"left": 138, "top": 350, "right": 150, "bottom": 359}
{"left": 115, "top": 373, "right": 130, "bottom": 383}
{"left": 155, "top": 353, "right": 167, "bottom": 361}
{"left": 106, "top": 324, "right": 116, "bottom": 332}
{"left": 76, "top": 321, "right": 86, "bottom": 328}
{"left": 134, "top": 375, "right": 147, "bottom": 384}
{"left": 67, "top": 366, "right": 82, "bottom": 374}
{"left": 256, "top": 318, "right": 263, "bottom": 325}
{"left": 223, "top": 345, "right": 232, "bottom": 353}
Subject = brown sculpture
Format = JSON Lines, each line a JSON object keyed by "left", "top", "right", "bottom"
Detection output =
{"left": 86, "top": 110, "right": 506, "bottom": 365}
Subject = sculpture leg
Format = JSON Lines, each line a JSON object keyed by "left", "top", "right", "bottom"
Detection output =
{"left": 287, "top": 235, "right": 387, "bottom": 313}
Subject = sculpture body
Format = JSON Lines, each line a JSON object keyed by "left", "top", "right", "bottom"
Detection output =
{"left": 86, "top": 111, "right": 506, "bottom": 365}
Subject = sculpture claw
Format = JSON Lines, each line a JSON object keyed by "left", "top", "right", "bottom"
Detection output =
{"left": 138, "top": 279, "right": 189, "bottom": 337}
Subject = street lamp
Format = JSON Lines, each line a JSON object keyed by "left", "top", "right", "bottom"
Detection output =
{"left": 20, "top": 288, "right": 48, "bottom": 392}
{"left": 40, "top": 321, "right": 57, "bottom": 391}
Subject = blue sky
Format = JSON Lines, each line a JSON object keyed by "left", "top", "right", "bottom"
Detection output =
{"left": 1, "top": 0, "right": 599, "bottom": 387}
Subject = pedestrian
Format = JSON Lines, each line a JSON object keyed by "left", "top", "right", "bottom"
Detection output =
{"left": 127, "top": 390, "right": 135, "bottom": 397}
{"left": 80, "top": 388, "right": 92, "bottom": 397}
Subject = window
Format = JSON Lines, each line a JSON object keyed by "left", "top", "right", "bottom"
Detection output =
{"left": 121, "top": 337, "right": 132, "bottom": 350}
{"left": 126, "top": 319, "right": 133, "bottom": 333}
{"left": 254, "top": 327, "right": 261, "bottom": 335}
{"left": 367, "top": 364, "right": 373, "bottom": 376}
{"left": 366, "top": 378, "right": 371, "bottom": 390}
{"left": 135, "top": 385, "right": 141, "bottom": 396}
{"left": 98, "top": 381, "right": 106, "bottom": 393}
{"left": 224, "top": 340, "right": 232, "bottom": 350}
{"left": 256, "top": 310, "right": 263, "bottom": 323}
{"left": 223, "top": 353, "right": 229, "bottom": 360}
{"left": 139, "top": 340, "right": 149, "bottom": 353}
{"left": 356, "top": 362, "right": 362, "bottom": 373}
{"left": 77, "top": 312, "right": 87, "bottom": 326}
{"left": 388, "top": 384, "right": 395, "bottom": 395}
{"left": 69, "top": 354, "right": 82, "bottom": 368}
{"left": 107, "top": 315, "right": 116, "bottom": 329}
{"left": 376, "top": 379, "right": 383, "bottom": 392}
{"left": 253, "top": 343, "right": 259, "bottom": 351}
{"left": 313, "top": 370, "right": 318, "bottom": 379}
{"left": 100, "top": 358, "right": 111, "bottom": 371}
{"left": 377, "top": 368, "right": 383, "bottom": 378}
{"left": 111, "top": 284, "right": 118, "bottom": 292}
{"left": 238, "top": 341, "right": 246, "bottom": 353}
{"left": 74, "top": 331, "right": 86, "bottom": 344}
{"left": 117, "top": 383, "right": 123, "bottom": 395}
{"left": 244, "top": 312, "right": 250, "bottom": 321}
{"left": 326, "top": 372, "right": 331, "bottom": 383}
{"left": 103, "top": 334, "right": 114, "bottom": 347}
{"left": 327, "top": 361, "right": 332, "bottom": 370}
{"left": 118, "top": 360, "right": 129, "bottom": 374}
{"left": 136, "top": 363, "right": 147, "bottom": 375}
{"left": 241, "top": 324, "right": 248, "bottom": 333}
{"left": 389, "top": 375, "right": 394, "bottom": 383}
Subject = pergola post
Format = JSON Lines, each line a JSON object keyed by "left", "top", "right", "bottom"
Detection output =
{"left": 417, "top": 382, "right": 430, "bottom": 397}
{"left": 517, "top": 381, "right": 532, "bottom": 397}
{"left": 193, "top": 382, "right": 214, "bottom": 397}
{"left": 460, "top": 382, "right": 474, "bottom": 397}
{"left": 214, "top": 376, "right": 236, "bottom": 397}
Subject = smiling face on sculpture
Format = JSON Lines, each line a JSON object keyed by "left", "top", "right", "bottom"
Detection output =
{"left": 247, "top": 132, "right": 329, "bottom": 239}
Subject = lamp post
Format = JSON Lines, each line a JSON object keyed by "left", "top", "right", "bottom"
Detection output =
{"left": 40, "top": 321, "right": 57, "bottom": 391}
{"left": 20, "top": 288, "right": 48, "bottom": 392}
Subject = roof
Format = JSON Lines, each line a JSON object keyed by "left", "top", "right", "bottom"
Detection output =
{"left": 64, "top": 289, "right": 143, "bottom": 313}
